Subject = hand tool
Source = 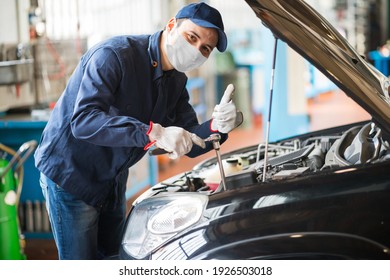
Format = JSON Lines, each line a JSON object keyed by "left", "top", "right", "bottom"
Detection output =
{"left": 204, "top": 133, "right": 227, "bottom": 191}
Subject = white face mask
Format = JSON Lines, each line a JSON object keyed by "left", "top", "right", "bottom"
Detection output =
{"left": 165, "top": 25, "right": 207, "bottom": 72}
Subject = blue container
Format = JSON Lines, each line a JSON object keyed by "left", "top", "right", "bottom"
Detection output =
{"left": 368, "top": 50, "right": 390, "bottom": 76}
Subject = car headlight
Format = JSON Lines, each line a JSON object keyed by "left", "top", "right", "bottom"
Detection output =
{"left": 121, "top": 193, "right": 208, "bottom": 259}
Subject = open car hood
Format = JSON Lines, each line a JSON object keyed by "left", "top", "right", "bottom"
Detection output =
{"left": 245, "top": 0, "right": 390, "bottom": 132}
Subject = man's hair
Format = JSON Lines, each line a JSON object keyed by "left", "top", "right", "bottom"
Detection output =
{"left": 175, "top": 18, "right": 186, "bottom": 26}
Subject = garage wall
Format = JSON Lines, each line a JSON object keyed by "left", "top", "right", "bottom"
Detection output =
{"left": 0, "top": 0, "right": 19, "bottom": 43}
{"left": 43, "top": 0, "right": 167, "bottom": 48}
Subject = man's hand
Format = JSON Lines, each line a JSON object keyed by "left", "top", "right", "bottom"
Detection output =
{"left": 211, "top": 102, "right": 238, "bottom": 133}
{"left": 211, "top": 84, "right": 243, "bottom": 133}
{"left": 146, "top": 122, "right": 205, "bottom": 159}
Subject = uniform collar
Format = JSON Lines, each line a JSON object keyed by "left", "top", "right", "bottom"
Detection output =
{"left": 148, "top": 30, "right": 164, "bottom": 81}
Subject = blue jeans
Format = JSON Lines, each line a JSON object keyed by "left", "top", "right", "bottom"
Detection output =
{"left": 40, "top": 173, "right": 126, "bottom": 260}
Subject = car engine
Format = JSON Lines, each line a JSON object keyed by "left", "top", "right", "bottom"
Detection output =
{"left": 149, "top": 122, "right": 390, "bottom": 195}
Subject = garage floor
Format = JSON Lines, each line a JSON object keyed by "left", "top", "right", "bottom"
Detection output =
{"left": 24, "top": 90, "right": 369, "bottom": 260}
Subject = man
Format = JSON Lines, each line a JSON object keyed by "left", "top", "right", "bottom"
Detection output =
{"left": 35, "top": 2, "right": 239, "bottom": 259}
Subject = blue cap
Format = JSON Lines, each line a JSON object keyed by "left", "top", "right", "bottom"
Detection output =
{"left": 175, "top": 2, "right": 227, "bottom": 52}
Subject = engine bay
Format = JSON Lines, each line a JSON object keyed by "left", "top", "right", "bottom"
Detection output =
{"left": 151, "top": 121, "right": 390, "bottom": 195}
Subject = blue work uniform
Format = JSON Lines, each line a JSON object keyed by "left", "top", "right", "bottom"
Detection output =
{"left": 34, "top": 30, "right": 226, "bottom": 208}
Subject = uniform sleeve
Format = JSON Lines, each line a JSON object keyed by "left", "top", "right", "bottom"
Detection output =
{"left": 70, "top": 47, "right": 150, "bottom": 148}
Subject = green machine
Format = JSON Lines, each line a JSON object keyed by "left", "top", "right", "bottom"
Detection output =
{"left": 0, "top": 140, "right": 37, "bottom": 260}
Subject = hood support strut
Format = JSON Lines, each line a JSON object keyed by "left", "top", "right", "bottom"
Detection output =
{"left": 262, "top": 37, "right": 278, "bottom": 182}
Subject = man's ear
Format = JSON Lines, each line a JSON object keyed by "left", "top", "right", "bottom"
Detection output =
{"left": 166, "top": 17, "right": 176, "bottom": 32}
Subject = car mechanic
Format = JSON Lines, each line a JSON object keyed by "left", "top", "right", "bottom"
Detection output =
{"left": 34, "top": 2, "right": 239, "bottom": 259}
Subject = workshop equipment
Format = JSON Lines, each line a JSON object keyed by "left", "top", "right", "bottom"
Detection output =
{"left": 0, "top": 140, "right": 37, "bottom": 260}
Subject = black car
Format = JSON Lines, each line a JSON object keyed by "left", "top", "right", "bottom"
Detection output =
{"left": 120, "top": 0, "right": 390, "bottom": 260}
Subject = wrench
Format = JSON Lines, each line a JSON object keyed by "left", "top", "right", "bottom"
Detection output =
{"left": 149, "top": 133, "right": 227, "bottom": 191}
{"left": 205, "top": 133, "right": 227, "bottom": 191}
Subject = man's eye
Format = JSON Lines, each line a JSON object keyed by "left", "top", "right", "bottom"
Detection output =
{"left": 201, "top": 47, "right": 211, "bottom": 57}
{"left": 189, "top": 34, "right": 196, "bottom": 42}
